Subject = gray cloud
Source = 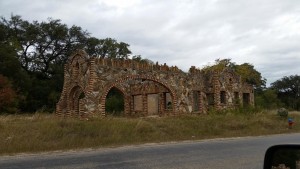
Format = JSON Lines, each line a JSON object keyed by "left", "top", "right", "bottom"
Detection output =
{"left": 1, "top": 0, "right": 300, "bottom": 85}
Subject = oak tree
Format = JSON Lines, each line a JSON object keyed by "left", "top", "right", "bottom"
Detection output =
{"left": 271, "top": 75, "right": 300, "bottom": 110}
{"left": 0, "top": 15, "right": 133, "bottom": 112}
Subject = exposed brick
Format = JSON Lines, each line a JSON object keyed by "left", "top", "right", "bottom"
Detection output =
{"left": 56, "top": 50, "right": 254, "bottom": 118}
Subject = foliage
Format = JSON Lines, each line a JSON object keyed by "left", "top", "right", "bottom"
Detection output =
{"left": 132, "top": 55, "right": 154, "bottom": 64}
{"left": 0, "top": 15, "right": 296, "bottom": 114}
{"left": 235, "top": 63, "right": 266, "bottom": 89}
{"left": 0, "top": 111, "right": 299, "bottom": 155}
{"left": 271, "top": 75, "right": 300, "bottom": 110}
{"left": 1, "top": 15, "right": 88, "bottom": 76}
{"left": 255, "top": 88, "right": 283, "bottom": 109}
{"left": 202, "top": 58, "right": 235, "bottom": 71}
{"left": 0, "top": 15, "right": 132, "bottom": 113}
{"left": 202, "top": 58, "right": 266, "bottom": 89}
{"left": 105, "top": 88, "right": 124, "bottom": 116}
{"left": 0, "top": 75, "right": 17, "bottom": 113}
{"left": 85, "top": 37, "right": 132, "bottom": 59}
{"left": 277, "top": 108, "right": 288, "bottom": 118}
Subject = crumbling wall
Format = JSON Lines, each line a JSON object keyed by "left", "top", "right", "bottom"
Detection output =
{"left": 56, "top": 50, "right": 254, "bottom": 117}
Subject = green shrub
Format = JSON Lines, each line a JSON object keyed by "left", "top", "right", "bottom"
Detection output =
{"left": 277, "top": 108, "right": 288, "bottom": 118}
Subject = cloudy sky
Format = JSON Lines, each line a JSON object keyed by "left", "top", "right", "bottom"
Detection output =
{"left": 1, "top": 0, "right": 300, "bottom": 85}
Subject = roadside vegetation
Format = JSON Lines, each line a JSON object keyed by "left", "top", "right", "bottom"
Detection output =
{"left": 1, "top": 15, "right": 300, "bottom": 115}
{"left": 1, "top": 15, "right": 300, "bottom": 156}
{"left": 1, "top": 109, "right": 299, "bottom": 155}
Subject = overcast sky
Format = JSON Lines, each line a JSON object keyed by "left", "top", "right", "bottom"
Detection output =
{"left": 1, "top": 0, "right": 300, "bottom": 85}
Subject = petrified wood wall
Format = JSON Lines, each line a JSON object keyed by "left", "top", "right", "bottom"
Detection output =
{"left": 56, "top": 50, "right": 254, "bottom": 117}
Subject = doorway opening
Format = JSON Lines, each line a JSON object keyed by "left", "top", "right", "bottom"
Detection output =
{"left": 243, "top": 93, "right": 250, "bottom": 106}
{"left": 68, "top": 86, "right": 85, "bottom": 117}
{"left": 105, "top": 87, "right": 124, "bottom": 116}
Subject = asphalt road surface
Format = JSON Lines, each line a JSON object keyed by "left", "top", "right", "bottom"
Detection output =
{"left": 1, "top": 133, "right": 300, "bottom": 169}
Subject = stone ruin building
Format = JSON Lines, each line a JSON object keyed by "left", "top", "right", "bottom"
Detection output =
{"left": 56, "top": 50, "right": 254, "bottom": 118}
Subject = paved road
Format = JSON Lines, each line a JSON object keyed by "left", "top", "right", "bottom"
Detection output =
{"left": 1, "top": 133, "right": 300, "bottom": 169}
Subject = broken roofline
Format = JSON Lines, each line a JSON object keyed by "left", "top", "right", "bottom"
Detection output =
{"left": 56, "top": 50, "right": 254, "bottom": 118}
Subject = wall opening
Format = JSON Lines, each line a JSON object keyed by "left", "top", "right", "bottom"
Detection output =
{"left": 243, "top": 93, "right": 250, "bottom": 106}
{"left": 220, "top": 91, "right": 226, "bottom": 104}
{"left": 207, "top": 93, "right": 214, "bottom": 106}
{"left": 68, "top": 86, "right": 85, "bottom": 117}
{"left": 129, "top": 78, "right": 174, "bottom": 115}
{"left": 105, "top": 87, "right": 124, "bottom": 116}
{"left": 165, "top": 92, "right": 172, "bottom": 110}
{"left": 193, "top": 91, "right": 200, "bottom": 111}
{"left": 100, "top": 77, "right": 175, "bottom": 117}
{"left": 147, "top": 94, "right": 159, "bottom": 115}
{"left": 133, "top": 95, "right": 143, "bottom": 112}
{"left": 234, "top": 92, "right": 239, "bottom": 104}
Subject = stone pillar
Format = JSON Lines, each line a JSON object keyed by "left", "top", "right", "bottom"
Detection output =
{"left": 124, "top": 95, "right": 130, "bottom": 116}
{"left": 130, "top": 95, "right": 134, "bottom": 116}
{"left": 159, "top": 93, "right": 165, "bottom": 116}
{"left": 213, "top": 73, "right": 221, "bottom": 110}
{"left": 227, "top": 78, "right": 233, "bottom": 108}
{"left": 239, "top": 92, "right": 243, "bottom": 107}
{"left": 142, "top": 94, "right": 147, "bottom": 116}
{"left": 200, "top": 91, "right": 208, "bottom": 114}
{"left": 172, "top": 93, "right": 177, "bottom": 116}
{"left": 87, "top": 58, "right": 96, "bottom": 93}
{"left": 56, "top": 103, "right": 62, "bottom": 117}
{"left": 250, "top": 89, "right": 255, "bottom": 106}
{"left": 198, "top": 91, "right": 203, "bottom": 113}
{"left": 79, "top": 99, "right": 85, "bottom": 118}
{"left": 66, "top": 103, "right": 72, "bottom": 117}
{"left": 100, "top": 96, "right": 106, "bottom": 117}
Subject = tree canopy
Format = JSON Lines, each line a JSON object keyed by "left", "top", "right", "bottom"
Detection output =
{"left": 85, "top": 37, "right": 131, "bottom": 59}
{"left": 0, "top": 15, "right": 133, "bottom": 113}
{"left": 0, "top": 15, "right": 297, "bottom": 113}
{"left": 202, "top": 58, "right": 266, "bottom": 89}
{"left": 271, "top": 75, "right": 300, "bottom": 110}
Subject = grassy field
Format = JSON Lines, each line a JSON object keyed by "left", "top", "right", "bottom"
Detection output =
{"left": 0, "top": 110, "right": 299, "bottom": 155}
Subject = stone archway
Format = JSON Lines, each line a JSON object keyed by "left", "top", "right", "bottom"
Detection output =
{"left": 99, "top": 75, "right": 177, "bottom": 117}
{"left": 105, "top": 86, "right": 125, "bottom": 116}
{"left": 56, "top": 50, "right": 255, "bottom": 118}
{"left": 100, "top": 84, "right": 129, "bottom": 116}
{"left": 67, "top": 85, "right": 85, "bottom": 117}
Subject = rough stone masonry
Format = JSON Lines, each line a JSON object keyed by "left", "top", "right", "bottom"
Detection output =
{"left": 56, "top": 50, "right": 254, "bottom": 118}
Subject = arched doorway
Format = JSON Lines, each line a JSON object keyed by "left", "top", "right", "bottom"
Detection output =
{"left": 68, "top": 85, "right": 85, "bottom": 117}
{"left": 105, "top": 87, "right": 125, "bottom": 116}
{"left": 100, "top": 75, "right": 176, "bottom": 117}
{"left": 130, "top": 79, "right": 174, "bottom": 116}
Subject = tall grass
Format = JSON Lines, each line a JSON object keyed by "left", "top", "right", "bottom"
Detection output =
{"left": 0, "top": 110, "right": 299, "bottom": 155}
